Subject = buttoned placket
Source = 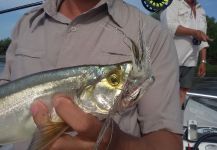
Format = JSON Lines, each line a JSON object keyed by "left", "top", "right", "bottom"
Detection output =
{"left": 54, "top": 2, "right": 111, "bottom": 67}
{"left": 67, "top": 25, "right": 79, "bottom": 33}
{"left": 55, "top": 21, "right": 80, "bottom": 67}
{"left": 70, "top": 26, "right": 78, "bottom": 32}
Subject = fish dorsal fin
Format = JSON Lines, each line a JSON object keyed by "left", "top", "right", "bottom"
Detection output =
{"left": 28, "top": 122, "right": 69, "bottom": 150}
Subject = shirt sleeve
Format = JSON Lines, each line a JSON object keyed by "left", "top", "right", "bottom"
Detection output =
{"left": 199, "top": 8, "right": 209, "bottom": 50}
{"left": 138, "top": 23, "right": 183, "bottom": 135}
{"left": 0, "top": 19, "right": 20, "bottom": 85}
{"left": 200, "top": 41, "right": 209, "bottom": 51}
{"left": 0, "top": 43, "right": 16, "bottom": 85}
{"left": 160, "top": 1, "right": 180, "bottom": 36}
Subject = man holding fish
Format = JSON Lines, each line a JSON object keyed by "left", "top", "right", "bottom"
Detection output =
{"left": 0, "top": 0, "right": 183, "bottom": 149}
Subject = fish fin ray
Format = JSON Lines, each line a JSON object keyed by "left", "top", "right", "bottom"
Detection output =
{"left": 28, "top": 122, "right": 69, "bottom": 150}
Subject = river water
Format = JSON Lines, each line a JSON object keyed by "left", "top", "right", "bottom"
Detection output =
{"left": 0, "top": 62, "right": 4, "bottom": 73}
{"left": 191, "top": 77, "right": 217, "bottom": 96}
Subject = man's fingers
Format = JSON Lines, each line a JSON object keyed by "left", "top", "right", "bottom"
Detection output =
{"left": 52, "top": 95, "right": 102, "bottom": 137}
{"left": 31, "top": 100, "right": 49, "bottom": 128}
{"left": 198, "top": 67, "right": 206, "bottom": 78}
{"left": 195, "top": 30, "right": 212, "bottom": 42}
{"left": 52, "top": 95, "right": 86, "bottom": 129}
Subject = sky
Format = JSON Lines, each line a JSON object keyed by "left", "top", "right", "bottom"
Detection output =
{"left": 0, "top": 0, "right": 217, "bottom": 40}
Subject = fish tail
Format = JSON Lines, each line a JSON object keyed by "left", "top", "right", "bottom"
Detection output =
{"left": 28, "top": 122, "right": 69, "bottom": 150}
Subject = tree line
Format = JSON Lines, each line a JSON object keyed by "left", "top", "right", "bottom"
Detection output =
{"left": 0, "top": 16, "right": 217, "bottom": 64}
{"left": 207, "top": 16, "right": 217, "bottom": 64}
{"left": 0, "top": 38, "right": 11, "bottom": 55}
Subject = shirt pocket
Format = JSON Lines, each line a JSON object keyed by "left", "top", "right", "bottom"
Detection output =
{"left": 82, "top": 29, "right": 132, "bottom": 65}
{"left": 15, "top": 47, "right": 43, "bottom": 58}
{"left": 178, "top": 9, "right": 189, "bottom": 26}
{"left": 11, "top": 48, "right": 45, "bottom": 80}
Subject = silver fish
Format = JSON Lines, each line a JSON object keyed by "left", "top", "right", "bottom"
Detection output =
{"left": 0, "top": 38, "right": 154, "bottom": 150}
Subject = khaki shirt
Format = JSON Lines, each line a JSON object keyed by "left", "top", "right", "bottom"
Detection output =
{"left": 0, "top": 0, "right": 182, "bottom": 148}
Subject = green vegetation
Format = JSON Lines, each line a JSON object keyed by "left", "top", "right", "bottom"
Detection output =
{"left": 206, "top": 63, "right": 217, "bottom": 77}
{"left": 207, "top": 16, "right": 217, "bottom": 65}
{"left": 0, "top": 38, "right": 11, "bottom": 55}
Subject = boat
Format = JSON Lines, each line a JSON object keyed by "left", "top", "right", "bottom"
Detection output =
{"left": 183, "top": 92, "right": 217, "bottom": 150}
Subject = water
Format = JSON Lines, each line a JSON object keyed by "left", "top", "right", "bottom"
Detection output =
{"left": 191, "top": 77, "right": 217, "bottom": 96}
{"left": 0, "top": 62, "right": 4, "bottom": 73}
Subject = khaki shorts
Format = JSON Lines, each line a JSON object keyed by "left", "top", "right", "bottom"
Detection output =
{"left": 179, "top": 66, "right": 196, "bottom": 89}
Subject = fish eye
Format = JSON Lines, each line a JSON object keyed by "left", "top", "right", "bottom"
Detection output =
{"left": 107, "top": 71, "right": 121, "bottom": 86}
{"left": 109, "top": 74, "right": 119, "bottom": 85}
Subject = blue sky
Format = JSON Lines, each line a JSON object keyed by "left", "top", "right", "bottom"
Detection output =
{"left": 0, "top": 0, "right": 217, "bottom": 40}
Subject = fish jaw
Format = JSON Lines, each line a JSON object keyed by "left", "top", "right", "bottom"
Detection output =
{"left": 118, "top": 75, "right": 155, "bottom": 110}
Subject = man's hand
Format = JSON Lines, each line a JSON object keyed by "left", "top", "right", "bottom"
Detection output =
{"left": 30, "top": 95, "right": 111, "bottom": 150}
{"left": 176, "top": 26, "right": 213, "bottom": 42}
{"left": 198, "top": 63, "right": 206, "bottom": 77}
{"left": 30, "top": 94, "right": 183, "bottom": 150}
{"left": 193, "top": 30, "right": 210, "bottom": 42}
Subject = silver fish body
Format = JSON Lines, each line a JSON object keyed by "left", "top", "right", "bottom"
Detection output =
{"left": 0, "top": 62, "right": 133, "bottom": 145}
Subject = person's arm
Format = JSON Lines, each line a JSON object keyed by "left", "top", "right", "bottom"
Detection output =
{"left": 31, "top": 96, "right": 183, "bottom": 150}
{"left": 109, "top": 123, "right": 182, "bottom": 150}
{"left": 0, "top": 14, "right": 23, "bottom": 85}
{"left": 175, "top": 25, "right": 210, "bottom": 42}
{"left": 0, "top": 39, "right": 17, "bottom": 84}
{"left": 197, "top": 48, "right": 207, "bottom": 77}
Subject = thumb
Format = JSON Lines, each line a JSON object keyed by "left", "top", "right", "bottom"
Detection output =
{"left": 31, "top": 100, "right": 49, "bottom": 128}
{"left": 52, "top": 95, "right": 89, "bottom": 131}
{"left": 53, "top": 95, "right": 102, "bottom": 138}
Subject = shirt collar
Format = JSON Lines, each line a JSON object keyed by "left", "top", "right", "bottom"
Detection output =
{"left": 30, "top": 0, "right": 126, "bottom": 31}
{"left": 96, "top": 0, "right": 126, "bottom": 27}
{"left": 43, "top": 0, "right": 62, "bottom": 17}
{"left": 181, "top": 0, "right": 201, "bottom": 9}
{"left": 106, "top": 0, "right": 127, "bottom": 27}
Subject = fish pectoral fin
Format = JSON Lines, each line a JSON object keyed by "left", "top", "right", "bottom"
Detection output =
{"left": 28, "top": 122, "right": 69, "bottom": 150}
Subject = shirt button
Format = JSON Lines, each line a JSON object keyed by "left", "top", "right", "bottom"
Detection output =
{"left": 70, "top": 26, "right": 77, "bottom": 32}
